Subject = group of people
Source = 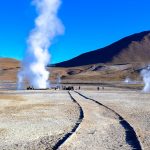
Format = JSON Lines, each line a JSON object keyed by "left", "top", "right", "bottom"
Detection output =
{"left": 97, "top": 86, "right": 104, "bottom": 91}
{"left": 26, "top": 85, "right": 104, "bottom": 91}
{"left": 27, "top": 86, "right": 34, "bottom": 90}
{"left": 54, "top": 86, "right": 81, "bottom": 91}
{"left": 62, "top": 86, "right": 74, "bottom": 90}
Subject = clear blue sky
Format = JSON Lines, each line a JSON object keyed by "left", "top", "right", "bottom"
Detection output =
{"left": 0, "top": 0, "right": 150, "bottom": 63}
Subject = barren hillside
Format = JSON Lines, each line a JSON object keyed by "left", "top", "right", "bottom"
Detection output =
{"left": 55, "top": 31, "right": 150, "bottom": 67}
{"left": 0, "top": 31, "right": 150, "bottom": 83}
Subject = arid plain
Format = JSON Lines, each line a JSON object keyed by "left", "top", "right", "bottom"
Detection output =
{"left": 0, "top": 82, "right": 150, "bottom": 150}
{"left": 0, "top": 58, "right": 150, "bottom": 149}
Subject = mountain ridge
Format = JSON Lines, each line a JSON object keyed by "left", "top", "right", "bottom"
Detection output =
{"left": 54, "top": 31, "right": 150, "bottom": 67}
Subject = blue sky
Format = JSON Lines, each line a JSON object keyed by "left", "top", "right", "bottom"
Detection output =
{"left": 0, "top": 0, "right": 150, "bottom": 63}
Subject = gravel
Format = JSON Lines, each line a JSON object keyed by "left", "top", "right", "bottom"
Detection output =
{"left": 59, "top": 91, "right": 131, "bottom": 150}
{"left": 82, "top": 89, "right": 150, "bottom": 150}
{"left": 0, "top": 88, "right": 149, "bottom": 150}
{"left": 0, "top": 91, "right": 80, "bottom": 150}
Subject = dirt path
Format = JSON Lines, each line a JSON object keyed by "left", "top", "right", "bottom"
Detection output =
{"left": 76, "top": 91, "right": 142, "bottom": 150}
{"left": 0, "top": 89, "right": 145, "bottom": 150}
{"left": 53, "top": 91, "right": 84, "bottom": 150}
{"left": 81, "top": 90, "right": 150, "bottom": 150}
{"left": 59, "top": 91, "right": 132, "bottom": 150}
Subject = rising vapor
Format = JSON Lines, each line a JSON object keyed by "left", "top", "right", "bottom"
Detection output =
{"left": 18, "top": 0, "right": 64, "bottom": 89}
{"left": 141, "top": 66, "right": 150, "bottom": 93}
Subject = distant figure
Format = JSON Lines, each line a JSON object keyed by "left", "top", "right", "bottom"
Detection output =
{"left": 102, "top": 86, "right": 104, "bottom": 90}
{"left": 97, "top": 87, "right": 100, "bottom": 91}
{"left": 27, "top": 86, "right": 33, "bottom": 90}
{"left": 79, "top": 86, "right": 81, "bottom": 90}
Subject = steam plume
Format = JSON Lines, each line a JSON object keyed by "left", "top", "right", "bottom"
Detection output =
{"left": 141, "top": 65, "right": 150, "bottom": 92}
{"left": 18, "top": 0, "right": 64, "bottom": 89}
{"left": 56, "top": 74, "right": 61, "bottom": 88}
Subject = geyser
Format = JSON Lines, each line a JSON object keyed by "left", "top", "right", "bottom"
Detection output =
{"left": 141, "top": 65, "right": 150, "bottom": 93}
{"left": 56, "top": 74, "right": 61, "bottom": 88}
{"left": 18, "top": 0, "right": 64, "bottom": 89}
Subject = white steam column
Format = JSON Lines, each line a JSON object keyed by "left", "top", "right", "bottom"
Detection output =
{"left": 141, "top": 65, "right": 150, "bottom": 93}
{"left": 18, "top": 0, "right": 64, "bottom": 89}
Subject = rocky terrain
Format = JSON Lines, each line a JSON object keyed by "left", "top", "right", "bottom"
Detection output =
{"left": 0, "top": 88, "right": 149, "bottom": 149}
{"left": 81, "top": 89, "right": 150, "bottom": 150}
{"left": 0, "top": 57, "right": 146, "bottom": 84}
{"left": 0, "top": 91, "right": 80, "bottom": 149}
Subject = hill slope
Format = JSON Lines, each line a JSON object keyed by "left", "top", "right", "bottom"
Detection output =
{"left": 55, "top": 31, "right": 150, "bottom": 67}
{"left": 0, "top": 58, "right": 20, "bottom": 81}
{"left": 1, "top": 31, "right": 150, "bottom": 83}
{"left": 0, "top": 58, "right": 19, "bottom": 69}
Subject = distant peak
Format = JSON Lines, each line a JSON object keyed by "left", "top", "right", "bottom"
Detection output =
{"left": 54, "top": 31, "right": 150, "bottom": 67}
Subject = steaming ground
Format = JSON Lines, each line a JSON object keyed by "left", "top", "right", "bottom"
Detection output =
{"left": 0, "top": 87, "right": 150, "bottom": 149}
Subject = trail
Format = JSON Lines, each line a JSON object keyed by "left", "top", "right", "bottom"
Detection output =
{"left": 53, "top": 91, "right": 84, "bottom": 150}
{"left": 75, "top": 91, "right": 142, "bottom": 150}
{"left": 58, "top": 91, "right": 135, "bottom": 150}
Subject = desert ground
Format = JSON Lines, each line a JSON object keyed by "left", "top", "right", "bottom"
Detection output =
{"left": 0, "top": 82, "right": 149, "bottom": 150}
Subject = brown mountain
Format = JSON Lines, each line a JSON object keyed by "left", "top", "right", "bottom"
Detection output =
{"left": 0, "top": 58, "right": 20, "bottom": 81}
{"left": 54, "top": 31, "right": 150, "bottom": 67}
{"left": 1, "top": 31, "right": 150, "bottom": 83}
{"left": 0, "top": 58, "right": 19, "bottom": 69}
